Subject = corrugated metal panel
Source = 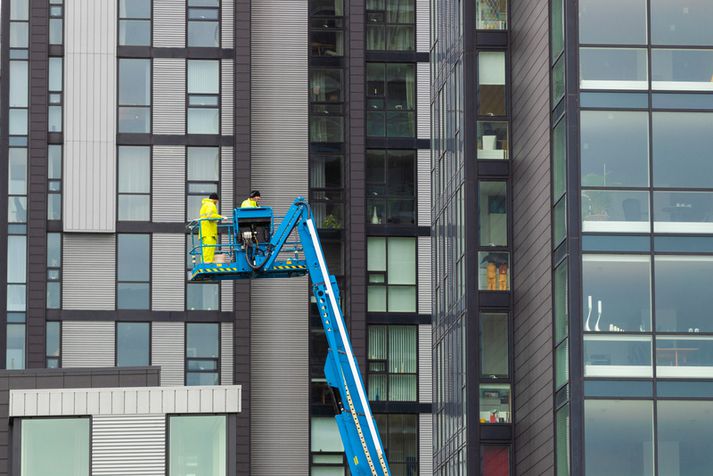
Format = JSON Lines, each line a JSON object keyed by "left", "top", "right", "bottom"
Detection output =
{"left": 153, "top": 0, "right": 185, "bottom": 48}
{"left": 152, "top": 146, "right": 186, "bottom": 223}
{"left": 64, "top": 0, "right": 117, "bottom": 233}
{"left": 63, "top": 234, "right": 116, "bottom": 310}
{"left": 222, "top": 60, "right": 234, "bottom": 136}
{"left": 417, "top": 149, "right": 431, "bottom": 227}
{"left": 221, "top": 322, "right": 234, "bottom": 385}
{"left": 220, "top": 146, "right": 234, "bottom": 217}
{"left": 418, "top": 236, "right": 432, "bottom": 315}
{"left": 92, "top": 415, "right": 165, "bottom": 475}
{"left": 152, "top": 234, "right": 185, "bottom": 311}
{"left": 222, "top": 0, "right": 234, "bottom": 49}
{"left": 417, "top": 62, "right": 430, "bottom": 140}
{"left": 419, "top": 413, "right": 433, "bottom": 475}
{"left": 9, "top": 386, "right": 241, "bottom": 416}
{"left": 418, "top": 324, "right": 432, "bottom": 404}
{"left": 251, "top": 0, "right": 309, "bottom": 472}
{"left": 153, "top": 59, "right": 185, "bottom": 135}
{"left": 416, "top": 0, "right": 430, "bottom": 53}
{"left": 62, "top": 321, "right": 115, "bottom": 368}
{"left": 152, "top": 322, "right": 185, "bottom": 386}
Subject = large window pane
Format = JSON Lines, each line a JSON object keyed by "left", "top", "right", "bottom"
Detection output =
{"left": 653, "top": 112, "right": 713, "bottom": 188}
{"left": 584, "top": 335, "right": 652, "bottom": 377}
{"left": 655, "top": 256, "right": 713, "bottom": 332}
{"left": 479, "top": 384, "right": 511, "bottom": 423}
{"left": 7, "top": 235, "right": 26, "bottom": 284}
{"left": 476, "top": 0, "right": 507, "bottom": 30}
{"left": 478, "top": 251, "right": 510, "bottom": 291}
{"left": 374, "top": 414, "right": 418, "bottom": 475}
{"left": 7, "top": 324, "right": 25, "bottom": 369}
{"left": 169, "top": 416, "right": 226, "bottom": 476}
{"left": 654, "top": 191, "right": 713, "bottom": 233}
{"left": 656, "top": 336, "right": 713, "bottom": 378}
{"left": 118, "top": 146, "right": 150, "bottom": 193}
{"left": 479, "top": 182, "right": 507, "bottom": 246}
{"left": 581, "top": 190, "right": 650, "bottom": 233}
{"left": 652, "top": 49, "right": 713, "bottom": 91}
{"left": 579, "top": 48, "right": 648, "bottom": 90}
{"left": 580, "top": 111, "right": 649, "bottom": 187}
{"left": 651, "top": 0, "right": 713, "bottom": 46}
{"left": 480, "top": 313, "right": 508, "bottom": 378}
{"left": 117, "top": 234, "right": 150, "bottom": 282}
{"left": 119, "top": 59, "right": 150, "bottom": 105}
{"left": 387, "top": 238, "right": 416, "bottom": 285}
{"left": 116, "top": 322, "right": 150, "bottom": 367}
{"left": 554, "top": 260, "right": 568, "bottom": 343}
{"left": 478, "top": 52, "right": 506, "bottom": 116}
{"left": 188, "top": 60, "right": 219, "bottom": 94}
{"left": 481, "top": 446, "right": 509, "bottom": 476}
{"left": 658, "top": 401, "right": 713, "bottom": 475}
{"left": 22, "top": 418, "right": 89, "bottom": 476}
{"left": 582, "top": 255, "right": 651, "bottom": 332}
{"left": 579, "top": 0, "right": 646, "bottom": 45}
{"left": 551, "top": 0, "right": 564, "bottom": 59}
{"left": 556, "top": 404, "right": 570, "bottom": 476}
{"left": 477, "top": 121, "right": 508, "bottom": 160}
{"left": 186, "top": 323, "right": 219, "bottom": 358}
{"left": 584, "top": 400, "right": 653, "bottom": 476}
{"left": 188, "top": 21, "right": 219, "bottom": 47}
{"left": 188, "top": 109, "right": 219, "bottom": 134}
{"left": 552, "top": 119, "right": 566, "bottom": 200}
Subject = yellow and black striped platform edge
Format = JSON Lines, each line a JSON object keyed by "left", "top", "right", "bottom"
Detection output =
{"left": 273, "top": 265, "right": 307, "bottom": 270}
{"left": 193, "top": 264, "right": 307, "bottom": 276}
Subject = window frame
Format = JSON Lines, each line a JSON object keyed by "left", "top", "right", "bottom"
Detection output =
{"left": 46, "top": 321, "right": 61, "bottom": 368}
{"left": 184, "top": 322, "right": 221, "bottom": 386}
{"left": 116, "top": 233, "right": 152, "bottom": 311}
{"left": 118, "top": 0, "right": 152, "bottom": 47}
{"left": 366, "top": 0, "right": 416, "bottom": 52}
{"left": 366, "top": 149, "right": 417, "bottom": 226}
{"left": 186, "top": 0, "right": 221, "bottom": 48}
{"left": 117, "top": 57, "right": 152, "bottom": 134}
{"left": 367, "top": 324, "right": 418, "bottom": 402}
{"left": 117, "top": 145, "right": 152, "bottom": 222}
{"left": 186, "top": 59, "right": 221, "bottom": 135}
{"left": 366, "top": 62, "right": 417, "bottom": 138}
{"left": 367, "top": 236, "right": 418, "bottom": 313}
{"left": 115, "top": 321, "right": 151, "bottom": 367}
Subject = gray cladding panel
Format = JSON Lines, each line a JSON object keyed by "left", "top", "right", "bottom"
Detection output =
{"left": 153, "top": 146, "right": 186, "bottom": 222}
{"left": 221, "top": 322, "right": 234, "bottom": 385}
{"left": 511, "top": 0, "right": 554, "bottom": 473}
{"left": 92, "top": 414, "right": 166, "bottom": 475}
{"left": 419, "top": 413, "right": 433, "bottom": 475}
{"left": 222, "top": 1, "right": 234, "bottom": 49}
{"left": 153, "top": 59, "right": 186, "bottom": 135}
{"left": 220, "top": 146, "right": 235, "bottom": 312}
{"left": 417, "top": 149, "right": 431, "bottom": 227}
{"left": 63, "top": 234, "right": 116, "bottom": 310}
{"left": 418, "top": 236, "right": 432, "bottom": 315}
{"left": 418, "top": 324, "right": 432, "bottom": 403}
{"left": 222, "top": 60, "right": 235, "bottom": 136}
{"left": 62, "top": 321, "right": 115, "bottom": 368}
{"left": 153, "top": 0, "right": 186, "bottom": 47}
{"left": 152, "top": 322, "right": 185, "bottom": 386}
{"left": 416, "top": 0, "right": 430, "bottom": 53}
{"left": 152, "top": 234, "right": 185, "bottom": 311}
{"left": 64, "top": 0, "right": 117, "bottom": 232}
{"left": 417, "top": 62, "right": 430, "bottom": 140}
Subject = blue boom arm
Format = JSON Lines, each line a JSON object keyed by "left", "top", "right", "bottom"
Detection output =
{"left": 188, "top": 198, "right": 391, "bottom": 476}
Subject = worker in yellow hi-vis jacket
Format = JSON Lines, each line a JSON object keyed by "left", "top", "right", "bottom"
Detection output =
{"left": 199, "top": 193, "right": 224, "bottom": 263}
{"left": 240, "top": 190, "right": 262, "bottom": 208}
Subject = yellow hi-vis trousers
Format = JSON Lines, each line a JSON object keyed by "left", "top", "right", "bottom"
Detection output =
{"left": 202, "top": 236, "right": 217, "bottom": 263}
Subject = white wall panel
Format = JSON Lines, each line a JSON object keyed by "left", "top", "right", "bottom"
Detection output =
{"left": 153, "top": 59, "right": 185, "bottom": 135}
{"left": 92, "top": 415, "right": 165, "bottom": 475}
{"left": 64, "top": 0, "right": 117, "bottom": 232}
{"left": 418, "top": 236, "right": 432, "bottom": 315}
{"left": 221, "top": 322, "right": 234, "bottom": 385}
{"left": 152, "top": 146, "right": 186, "bottom": 222}
{"left": 62, "top": 321, "right": 115, "bottom": 368}
{"left": 222, "top": 0, "right": 234, "bottom": 49}
{"left": 153, "top": 0, "right": 185, "bottom": 47}
{"left": 152, "top": 322, "right": 185, "bottom": 386}
{"left": 152, "top": 234, "right": 185, "bottom": 311}
{"left": 417, "top": 62, "right": 431, "bottom": 140}
{"left": 416, "top": 0, "right": 430, "bottom": 53}
{"left": 222, "top": 60, "right": 234, "bottom": 136}
{"left": 418, "top": 324, "right": 432, "bottom": 403}
{"left": 419, "top": 413, "right": 433, "bottom": 475}
{"left": 63, "top": 234, "right": 116, "bottom": 310}
{"left": 417, "top": 149, "right": 431, "bottom": 227}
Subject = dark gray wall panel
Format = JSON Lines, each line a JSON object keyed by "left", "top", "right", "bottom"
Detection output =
{"left": 511, "top": 0, "right": 554, "bottom": 474}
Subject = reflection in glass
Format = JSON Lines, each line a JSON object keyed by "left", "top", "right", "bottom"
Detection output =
{"left": 478, "top": 252, "right": 510, "bottom": 291}
{"left": 584, "top": 335, "right": 652, "bottom": 377}
{"left": 551, "top": 0, "right": 564, "bottom": 59}
{"left": 186, "top": 283, "right": 219, "bottom": 310}
{"left": 480, "top": 313, "right": 508, "bottom": 378}
{"left": 117, "top": 283, "right": 149, "bottom": 310}
{"left": 478, "top": 52, "right": 506, "bottom": 116}
{"left": 6, "top": 323, "right": 25, "bottom": 370}
{"left": 579, "top": 0, "right": 646, "bottom": 45}
{"left": 658, "top": 401, "right": 713, "bottom": 475}
{"left": 476, "top": 0, "right": 507, "bottom": 30}
{"left": 479, "top": 182, "right": 507, "bottom": 246}
{"left": 653, "top": 112, "right": 713, "bottom": 188}
{"left": 581, "top": 190, "right": 649, "bottom": 233}
{"left": 652, "top": 49, "right": 713, "bottom": 91}
{"left": 118, "top": 234, "right": 150, "bottom": 282}
{"left": 117, "top": 322, "right": 150, "bottom": 367}
{"left": 479, "top": 384, "right": 511, "bottom": 424}
{"left": 366, "top": 150, "right": 415, "bottom": 225}
{"left": 654, "top": 191, "right": 713, "bottom": 233}
{"left": 579, "top": 48, "right": 648, "bottom": 90}
{"left": 22, "top": 418, "right": 90, "bottom": 476}
{"left": 655, "top": 256, "right": 713, "bottom": 332}
{"left": 580, "top": 111, "right": 649, "bottom": 187}
{"left": 585, "top": 400, "right": 653, "bottom": 476}
{"left": 582, "top": 254, "right": 651, "bottom": 332}
{"left": 580, "top": 92, "right": 649, "bottom": 109}
{"left": 656, "top": 337, "right": 713, "bottom": 378}
{"left": 169, "top": 416, "right": 226, "bottom": 476}
{"left": 477, "top": 121, "right": 508, "bottom": 160}
{"left": 651, "top": 0, "right": 713, "bottom": 46}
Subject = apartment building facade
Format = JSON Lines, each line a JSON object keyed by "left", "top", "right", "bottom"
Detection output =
{"left": 1, "top": 0, "right": 433, "bottom": 474}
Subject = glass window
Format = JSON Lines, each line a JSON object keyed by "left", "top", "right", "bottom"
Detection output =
{"left": 556, "top": 404, "right": 570, "bottom": 476}
{"left": 578, "top": 0, "right": 646, "bottom": 45}
{"left": 116, "top": 322, "right": 150, "bottom": 367}
{"left": 368, "top": 325, "right": 417, "bottom": 401}
{"left": 118, "top": 58, "right": 151, "bottom": 133}
{"left": 553, "top": 197, "right": 566, "bottom": 245}
{"left": 169, "top": 415, "right": 226, "bottom": 476}
{"left": 556, "top": 339, "right": 569, "bottom": 388}
{"left": 654, "top": 191, "right": 713, "bottom": 233}
{"left": 657, "top": 401, "right": 713, "bottom": 475}
{"left": 7, "top": 323, "right": 25, "bottom": 369}
{"left": 366, "top": 150, "right": 416, "bottom": 225}
{"left": 653, "top": 112, "right": 713, "bottom": 188}
{"left": 584, "top": 335, "right": 652, "bottom": 377}
{"left": 187, "top": 60, "right": 219, "bottom": 134}
{"left": 118, "top": 146, "right": 150, "bottom": 221}
{"left": 367, "top": 0, "right": 415, "bottom": 51}
{"left": 46, "top": 321, "right": 60, "bottom": 368}
{"left": 310, "top": 153, "right": 343, "bottom": 190}
{"left": 374, "top": 414, "right": 418, "bottom": 475}
{"left": 22, "top": 418, "right": 89, "bottom": 476}
{"left": 582, "top": 254, "right": 651, "bottom": 332}
{"left": 479, "top": 384, "right": 511, "bottom": 424}
{"left": 652, "top": 49, "right": 713, "bottom": 91}
{"left": 655, "top": 256, "right": 713, "bottom": 333}
{"left": 187, "top": 0, "right": 220, "bottom": 47}
{"left": 580, "top": 111, "right": 649, "bottom": 187}
{"left": 552, "top": 57, "right": 565, "bottom": 105}
{"left": 478, "top": 251, "right": 510, "bottom": 291}
{"left": 186, "top": 282, "right": 219, "bottom": 311}
{"left": 477, "top": 121, "right": 508, "bottom": 160}
{"left": 478, "top": 52, "right": 506, "bottom": 116}
{"left": 7, "top": 235, "right": 26, "bottom": 284}
{"left": 584, "top": 400, "right": 653, "bottom": 476}
{"left": 10, "top": 61, "right": 28, "bottom": 108}
{"left": 186, "top": 323, "right": 219, "bottom": 385}
{"left": 366, "top": 63, "right": 416, "bottom": 138}
{"left": 479, "top": 182, "right": 507, "bottom": 247}
{"left": 367, "top": 237, "right": 417, "bottom": 312}
{"left": 552, "top": 118, "right": 566, "bottom": 200}
{"left": 476, "top": 0, "right": 507, "bottom": 30}
{"left": 579, "top": 48, "right": 648, "bottom": 90}
{"left": 651, "top": 0, "right": 713, "bottom": 46}
{"left": 551, "top": 0, "right": 564, "bottom": 60}
{"left": 311, "top": 416, "right": 345, "bottom": 475}
{"left": 481, "top": 446, "right": 510, "bottom": 476}
{"left": 581, "top": 190, "right": 650, "bottom": 233}
{"left": 480, "top": 313, "right": 508, "bottom": 378}
{"left": 117, "top": 234, "right": 150, "bottom": 310}
{"left": 187, "top": 147, "right": 220, "bottom": 181}
{"left": 311, "top": 68, "right": 343, "bottom": 103}
{"left": 656, "top": 336, "right": 713, "bottom": 378}
{"left": 119, "top": 0, "right": 151, "bottom": 46}
{"left": 554, "top": 260, "right": 568, "bottom": 343}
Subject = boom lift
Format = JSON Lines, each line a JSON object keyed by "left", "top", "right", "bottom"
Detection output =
{"left": 188, "top": 197, "right": 391, "bottom": 476}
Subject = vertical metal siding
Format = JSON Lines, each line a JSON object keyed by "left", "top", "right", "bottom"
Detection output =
{"left": 222, "top": 0, "right": 234, "bottom": 49}
{"left": 152, "top": 322, "right": 185, "bottom": 386}
{"left": 153, "top": 59, "right": 186, "bottom": 135}
{"left": 152, "top": 146, "right": 186, "bottom": 222}
{"left": 418, "top": 324, "right": 432, "bottom": 403}
{"left": 152, "top": 234, "right": 185, "bottom": 311}
{"left": 220, "top": 146, "right": 235, "bottom": 312}
{"left": 92, "top": 415, "right": 166, "bottom": 475}
{"left": 62, "top": 321, "right": 115, "bottom": 368}
{"left": 221, "top": 322, "right": 234, "bottom": 385}
{"left": 153, "top": 0, "right": 186, "bottom": 47}
{"left": 416, "top": 0, "right": 430, "bottom": 53}
{"left": 222, "top": 60, "right": 234, "bottom": 136}
{"left": 63, "top": 234, "right": 116, "bottom": 310}
{"left": 417, "top": 149, "right": 431, "bottom": 227}
{"left": 64, "top": 0, "right": 117, "bottom": 233}
{"left": 417, "top": 62, "right": 430, "bottom": 140}
{"left": 418, "top": 236, "right": 432, "bottom": 315}
{"left": 419, "top": 413, "right": 433, "bottom": 475}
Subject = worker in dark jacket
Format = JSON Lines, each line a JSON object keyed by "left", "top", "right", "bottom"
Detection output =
{"left": 240, "top": 190, "right": 262, "bottom": 208}
{"left": 199, "top": 193, "right": 224, "bottom": 263}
